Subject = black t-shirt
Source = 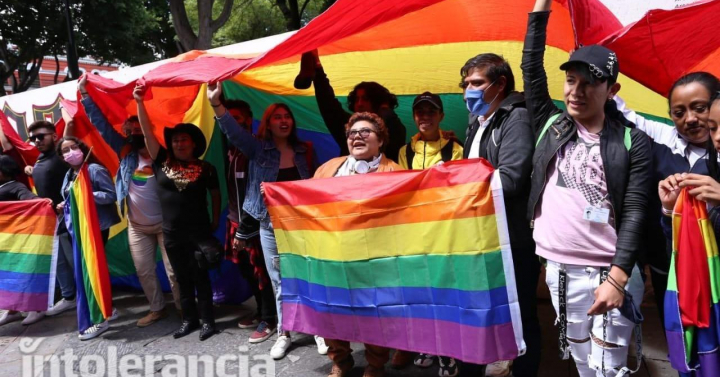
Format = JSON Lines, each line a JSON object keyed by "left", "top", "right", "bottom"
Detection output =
{"left": 153, "top": 148, "right": 219, "bottom": 232}
{"left": 32, "top": 150, "right": 68, "bottom": 205}
{"left": 0, "top": 180, "right": 37, "bottom": 201}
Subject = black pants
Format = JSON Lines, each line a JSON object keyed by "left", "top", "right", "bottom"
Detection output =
{"left": 511, "top": 249, "right": 542, "bottom": 377}
{"left": 164, "top": 230, "right": 215, "bottom": 325}
{"left": 236, "top": 245, "right": 277, "bottom": 324}
{"left": 460, "top": 247, "right": 541, "bottom": 377}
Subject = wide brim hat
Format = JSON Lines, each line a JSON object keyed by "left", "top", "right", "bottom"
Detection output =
{"left": 163, "top": 123, "right": 206, "bottom": 158}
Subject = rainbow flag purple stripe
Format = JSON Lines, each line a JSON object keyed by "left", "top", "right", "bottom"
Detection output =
{"left": 264, "top": 159, "right": 525, "bottom": 364}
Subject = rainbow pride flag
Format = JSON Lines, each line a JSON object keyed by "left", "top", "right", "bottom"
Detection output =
{"left": 66, "top": 164, "right": 113, "bottom": 331}
{"left": 0, "top": 200, "right": 57, "bottom": 312}
{"left": 666, "top": 188, "right": 720, "bottom": 375}
{"left": 264, "top": 159, "right": 524, "bottom": 364}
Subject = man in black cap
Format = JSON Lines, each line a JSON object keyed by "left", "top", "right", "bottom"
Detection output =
{"left": 398, "top": 92, "right": 463, "bottom": 170}
{"left": 520, "top": 0, "right": 651, "bottom": 376}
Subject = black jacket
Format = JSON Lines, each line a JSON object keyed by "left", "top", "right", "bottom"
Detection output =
{"left": 522, "top": 11, "right": 652, "bottom": 276}
{"left": 465, "top": 91, "right": 535, "bottom": 252}
{"left": 313, "top": 67, "right": 406, "bottom": 162}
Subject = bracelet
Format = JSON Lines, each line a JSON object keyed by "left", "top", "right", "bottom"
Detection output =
{"left": 606, "top": 275, "right": 626, "bottom": 296}
{"left": 661, "top": 206, "right": 673, "bottom": 217}
{"left": 210, "top": 102, "right": 222, "bottom": 108}
{"left": 80, "top": 91, "right": 88, "bottom": 96}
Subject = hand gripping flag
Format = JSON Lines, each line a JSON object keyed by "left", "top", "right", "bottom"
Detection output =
{"left": 666, "top": 188, "right": 720, "bottom": 375}
{"left": 66, "top": 164, "right": 113, "bottom": 332}
{"left": 264, "top": 159, "right": 524, "bottom": 364}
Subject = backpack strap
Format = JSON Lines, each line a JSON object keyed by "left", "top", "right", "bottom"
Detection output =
{"left": 441, "top": 140, "right": 454, "bottom": 162}
{"left": 624, "top": 127, "right": 632, "bottom": 151}
{"left": 405, "top": 142, "right": 415, "bottom": 169}
{"left": 536, "top": 113, "right": 562, "bottom": 147}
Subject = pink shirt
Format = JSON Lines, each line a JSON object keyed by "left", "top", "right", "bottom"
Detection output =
{"left": 533, "top": 122, "right": 617, "bottom": 266}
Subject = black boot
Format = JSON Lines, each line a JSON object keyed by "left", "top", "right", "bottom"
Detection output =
{"left": 173, "top": 320, "right": 199, "bottom": 339}
{"left": 199, "top": 322, "right": 217, "bottom": 341}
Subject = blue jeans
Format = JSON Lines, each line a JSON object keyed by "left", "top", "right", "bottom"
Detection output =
{"left": 56, "top": 232, "right": 76, "bottom": 299}
{"left": 259, "top": 222, "right": 283, "bottom": 334}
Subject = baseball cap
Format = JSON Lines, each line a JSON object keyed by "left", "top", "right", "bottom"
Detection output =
{"left": 412, "top": 92, "right": 443, "bottom": 112}
{"left": 559, "top": 45, "right": 619, "bottom": 83}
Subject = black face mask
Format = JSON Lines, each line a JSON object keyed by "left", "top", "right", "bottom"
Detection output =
{"left": 127, "top": 135, "right": 146, "bottom": 150}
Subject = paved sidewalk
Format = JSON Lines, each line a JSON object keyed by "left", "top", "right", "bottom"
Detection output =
{"left": 0, "top": 289, "right": 674, "bottom": 377}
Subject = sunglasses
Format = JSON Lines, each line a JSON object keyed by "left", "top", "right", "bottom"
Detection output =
{"left": 29, "top": 133, "right": 52, "bottom": 142}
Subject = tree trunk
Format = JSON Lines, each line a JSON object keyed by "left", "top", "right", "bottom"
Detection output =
{"left": 53, "top": 55, "right": 61, "bottom": 84}
{"left": 169, "top": 0, "right": 235, "bottom": 51}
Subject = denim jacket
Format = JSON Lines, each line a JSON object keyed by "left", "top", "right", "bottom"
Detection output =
{"left": 216, "top": 112, "right": 312, "bottom": 225}
{"left": 81, "top": 97, "right": 139, "bottom": 216}
{"left": 61, "top": 163, "right": 121, "bottom": 231}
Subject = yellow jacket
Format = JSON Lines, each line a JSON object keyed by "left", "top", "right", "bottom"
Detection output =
{"left": 398, "top": 133, "right": 464, "bottom": 170}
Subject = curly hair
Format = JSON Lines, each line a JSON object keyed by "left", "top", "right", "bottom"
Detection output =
{"left": 345, "top": 112, "right": 389, "bottom": 152}
{"left": 347, "top": 82, "right": 398, "bottom": 113}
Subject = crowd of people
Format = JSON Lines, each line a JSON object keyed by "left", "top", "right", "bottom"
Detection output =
{"left": 1, "top": 0, "right": 720, "bottom": 376}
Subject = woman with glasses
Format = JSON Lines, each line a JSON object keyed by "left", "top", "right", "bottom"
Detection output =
{"left": 207, "top": 83, "right": 324, "bottom": 360}
{"left": 314, "top": 112, "right": 401, "bottom": 377}
{"left": 56, "top": 136, "right": 120, "bottom": 340}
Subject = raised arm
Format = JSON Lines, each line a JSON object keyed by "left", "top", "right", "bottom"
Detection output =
{"left": 61, "top": 107, "right": 75, "bottom": 138}
{"left": 207, "top": 83, "right": 262, "bottom": 159}
{"left": 312, "top": 57, "right": 352, "bottom": 155}
{"left": 134, "top": 84, "right": 160, "bottom": 160}
{"left": 614, "top": 95, "right": 677, "bottom": 144}
{"left": 521, "top": 0, "right": 561, "bottom": 135}
{"left": 0, "top": 122, "right": 12, "bottom": 151}
{"left": 79, "top": 75, "right": 126, "bottom": 156}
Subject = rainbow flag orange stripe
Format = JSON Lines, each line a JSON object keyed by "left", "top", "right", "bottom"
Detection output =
{"left": 67, "top": 165, "right": 113, "bottom": 331}
{"left": 265, "top": 159, "right": 524, "bottom": 364}
{"left": 0, "top": 200, "right": 57, "bottom": 312}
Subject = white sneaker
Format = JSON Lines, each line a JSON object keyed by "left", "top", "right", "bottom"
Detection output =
{"left": 108, "top": 308, "right": 119, "bottom": 321}
{"left": 485, "top": 360, "right": 512, "bottom": 377}
{"left": 315, "top": 335, "right": 329, "bottom": 355}
{"left": 22, "top": 311, "right": 45, "bottom": 325}
{"left": 46, "top": 298, "right": 76, "bottom": 316}
{"left": 0, "top": 311, "right": 23, "bottom": 326}
{"left": 78, "top": 321, "right": 109, "bottom": 341}
{"left": 270, "top": 335, "right": 292, "bottom": 359}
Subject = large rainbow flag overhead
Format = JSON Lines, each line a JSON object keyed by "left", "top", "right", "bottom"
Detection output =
{"left": 0, "top": 200, "right": 57, "bottom": 312}
{"left": 666, "top": 188, "right": 720, "bottom": 376}
{"left": 264, "top": 159, "right": 524, "bottom": 364}
{"left": 66, "top": 164, "right": 113, "bottom": 331}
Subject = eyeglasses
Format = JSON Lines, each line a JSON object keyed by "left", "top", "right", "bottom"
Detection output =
{"left": 60, "top": 144, "right": 80, "bottom": 154}
{"left": 28, "top": 133, "right": 51, "bottom": 142}
{"left": 346, "top": 128, "right": 376, "bottom": 139}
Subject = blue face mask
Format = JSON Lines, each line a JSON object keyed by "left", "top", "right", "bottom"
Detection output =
{"left": 465, "top": 82, "right": 498, "bottom": 117}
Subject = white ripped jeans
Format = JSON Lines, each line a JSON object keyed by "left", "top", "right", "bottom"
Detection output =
{"left": 545, "top": 260, "right": 644, "bottom": 377}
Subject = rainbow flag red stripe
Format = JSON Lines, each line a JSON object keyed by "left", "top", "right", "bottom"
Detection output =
{"left": 666, "top": 188, "right": 720, "bottom": 375}
{"left": 67, "top": 165, "right": 113, "bottom": 331}
{"left": 0, "top": 200, "right": 57, "bottom": 311}
{"left": 265, "top": 159, "right": 524, "bottom": 364}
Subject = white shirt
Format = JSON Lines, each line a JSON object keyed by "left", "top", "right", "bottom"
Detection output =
{"left": 615, "top": 96, "right": 709, "bottom": 168}
{"left": 467, "top": 114, "right": 495, "bottom": 158}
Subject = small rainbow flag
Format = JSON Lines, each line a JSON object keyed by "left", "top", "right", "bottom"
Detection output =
{"left": 67, "top": 164, "right": 113, "bottom": 331}
{"left": 0, "top": 199, "right": 57, "bottom": 312}
{"left": 264, "top": 159, "right": 524, "bottom": 364}
{"left": 666, "top": 188, "right": 720, "bottom": 375}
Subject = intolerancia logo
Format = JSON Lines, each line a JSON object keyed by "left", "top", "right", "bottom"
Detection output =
{"left": 20, "top": 338, "right": 276, "bottom": 377}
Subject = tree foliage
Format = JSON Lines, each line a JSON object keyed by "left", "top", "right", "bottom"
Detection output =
{"left": 184, "top": 0, "right": 335, "bottom": 48}
{"left": 0, "top": 0, "right": 178, "bottom": 95}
